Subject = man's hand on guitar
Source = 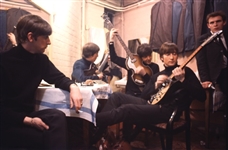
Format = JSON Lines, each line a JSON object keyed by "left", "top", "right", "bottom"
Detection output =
{"left": 155, "top": 75, "right": 168, "bottom": 89}
{"left": 110, "top": 28, "right": 118, "bottom": 42}
{"left": 172, "top": 67, "right": 185, "bottom": 82}
{"left": 97, "top": 72, "right": 104, "bottom": 80}
{"left": 135, "top": 66, "right": 146, "bottom": 76}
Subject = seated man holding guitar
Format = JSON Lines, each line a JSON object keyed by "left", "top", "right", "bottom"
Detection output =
{"left": 109, "top": 28, "right": 159, "bottom": 141}
{"left": 93, "top": 42, "right": 206, "bottom": 147}
{"left": 71, "top": 42, "right": 104, "bottom": 83}
{"left": 109, "top": 28, "right": 159, "bottom": 97}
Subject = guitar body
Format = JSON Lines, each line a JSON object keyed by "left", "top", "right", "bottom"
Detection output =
{"left": 150, "top": 80, "right": 182, "bottom": 105}
{"left": 84, "top": 63, "right": 98, "bottom": 76}
{"left": 149, "top": 79, "right": 172, "bottom": 105}
{"left": 126, "top": 54, "right": 153, "bottom": 86}
{"left": 84, "top": 62, "right": 109, "bottom": 83}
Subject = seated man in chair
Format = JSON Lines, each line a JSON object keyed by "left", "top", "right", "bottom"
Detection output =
{"left": 0, "top": 14, "right": 83, "bottom": 149}
{"left": 71, "top": 42, "right": 104, "bottom": 83}
{"left": 92, "top": 42, "right": 206, "bottom": 148}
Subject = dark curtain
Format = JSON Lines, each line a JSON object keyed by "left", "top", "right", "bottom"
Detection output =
{"left": 0, "top": 10, "right": 7, "bottom": 52}
{"left": 1, "top": 8, "right": 30, "bottom": 53}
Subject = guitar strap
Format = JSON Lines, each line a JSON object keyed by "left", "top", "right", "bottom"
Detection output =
{"left": 139, "top": 87, "right": 144, "bottom": 92}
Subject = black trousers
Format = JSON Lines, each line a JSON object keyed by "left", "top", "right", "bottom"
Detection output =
{"left": 1, "top": 109, "right": 67, "bottom": 150}
{"left": 217, "top": 67, "right": 227, "bottom": 94}
{"left": 96, "top": 92, "right": 173, "bottom": 137}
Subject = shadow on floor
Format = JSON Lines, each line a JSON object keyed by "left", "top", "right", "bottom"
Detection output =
{"left": 130, "top": 122, "right": 226, "bottom": 150}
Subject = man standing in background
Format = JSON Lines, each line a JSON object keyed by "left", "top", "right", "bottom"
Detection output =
{"left": 196, "top": 11, "right": 227, "bottom": 109}
{"left": 196, "top": 11, "right": 227, "bottom": 148}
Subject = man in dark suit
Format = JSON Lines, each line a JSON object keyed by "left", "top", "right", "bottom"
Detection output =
{"left": 196, "top": 11, "right": 227, "bottom": 96}
{"left": 196, "top": 11, "right": 227, "bottom": 148}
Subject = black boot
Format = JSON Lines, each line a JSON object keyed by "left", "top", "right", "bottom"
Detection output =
{"left": 90, "top": 126, "right": 107, "bottom": 146}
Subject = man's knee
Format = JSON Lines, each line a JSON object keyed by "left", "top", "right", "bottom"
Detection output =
{"left": 44, "top": 109, "right": 65, "bottom": 117}
{"left": 110, "top": 92, "right": 124, "bottom": 100}
{"left": 51, "top": 109, "right": 66, "bottom": 123}
{"left": 41, "top": 109, "right": 66, "bottom": 127}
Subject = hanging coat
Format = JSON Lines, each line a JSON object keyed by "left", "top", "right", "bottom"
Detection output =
{"left": 0, "top": 10, "right": 7, "bottom": 53}
{"left": 149, "top": 0, "right": 173, "bottom": 52}
{"left": 3, "top": 8, "right": 30, "bottom": 52}
{"left": 149, "top": 0, "right": 206, "bottom": 53}
{"left": 173, "top": 0, "right": 187, "bottom": 53}
{"left": 192, "top": 0, "right": 206, "bottom": 48}
{"left": 172, "top": 1, "right": 182, "bottom": 44}
{"left": 183, "top": 0, "right": 195, "bottom": 52}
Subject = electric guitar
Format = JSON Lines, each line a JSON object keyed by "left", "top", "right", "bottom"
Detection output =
{"left": 148, "top": 30, "right": 223, "bottom": 105}
{"left": 84, "top": 53, "right": 110, "bottom": 82}
{"left": 102, "top": 13, "right": 152, "bottom": 86}
{"left": 84, "top": 51, "right": 110, "bottom": 76}
{"left": 84, "top": 63, "right": 98, "bottom": 76}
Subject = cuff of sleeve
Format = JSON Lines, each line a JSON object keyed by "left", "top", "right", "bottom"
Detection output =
{"left": 74, "top": 83, "right": 78, "bottom": 86}
{"left": 12, "top": 44, "right": 17, "bottom": 47}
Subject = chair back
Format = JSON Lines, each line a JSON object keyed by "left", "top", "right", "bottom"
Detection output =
{"left": 148, "top": 106, "right": 191, "bottom": 150}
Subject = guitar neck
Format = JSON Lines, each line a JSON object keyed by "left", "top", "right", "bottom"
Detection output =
{"left": 102, "top": 13, "right": 136, "bottom": 61}
{"left": 115, "top": 34, "right": 135, "bottom": 60}
{"left": 171, "top": 30, "right": 222, "bottom": 79}
{"left": 98, "top": 53, "right": 109, "bottom": 73}
{"left": 169, "top": 46, "right": 202, "bottom": 79}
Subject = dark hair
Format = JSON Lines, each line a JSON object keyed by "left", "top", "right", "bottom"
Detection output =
{"left": 159, "top": 42, "right": 178, "bottom": 57}
{"left": 16, "top": 14, "right": 52, "bottom": 43}
{"left": 82, "top": 42, "right": 100, "bottom": 58}
{"left": 137, "top": 43, "right": 153, "bottom": 58}
{"left": 206, "top": 11, "right": 226, "bottom": 23}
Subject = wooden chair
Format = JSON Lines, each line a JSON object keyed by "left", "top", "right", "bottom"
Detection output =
{"left": 129, "top": 106, "right": 191, "bottom": 150}
{"left": 145, "top": 107, "right": 191, "bottom": 150}
{"left": 203, "top": 89, "right": 226, "bottom": 148}
{"left": 129, "top": 89, "right": 191, "bottom": 150}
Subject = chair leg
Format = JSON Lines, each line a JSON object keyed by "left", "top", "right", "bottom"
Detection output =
{"left": 166, "top": 134, "right": 173, "bottom": 150}
{"left": 128, "top": 125, "right": 142, "bottom": 142}
{"left": 144, "top": 129, "right": 149, "bottom": 146}
{"left": 186, "top": 126, "right": 191, "bottom": 150}
{"left": 159, "top": 134, "right": 166, "bottom": 150}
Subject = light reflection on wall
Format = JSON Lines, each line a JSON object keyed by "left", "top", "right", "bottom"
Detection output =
{"left": 30, "top": 0, "right": 82, "bottom": 77}
{"left": 31, "top": 0, "right": 53, "bottom": 14}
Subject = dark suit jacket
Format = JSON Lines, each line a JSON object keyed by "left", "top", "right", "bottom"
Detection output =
{"left": 196, "top": 32, "right": 227, "bottom": 83}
